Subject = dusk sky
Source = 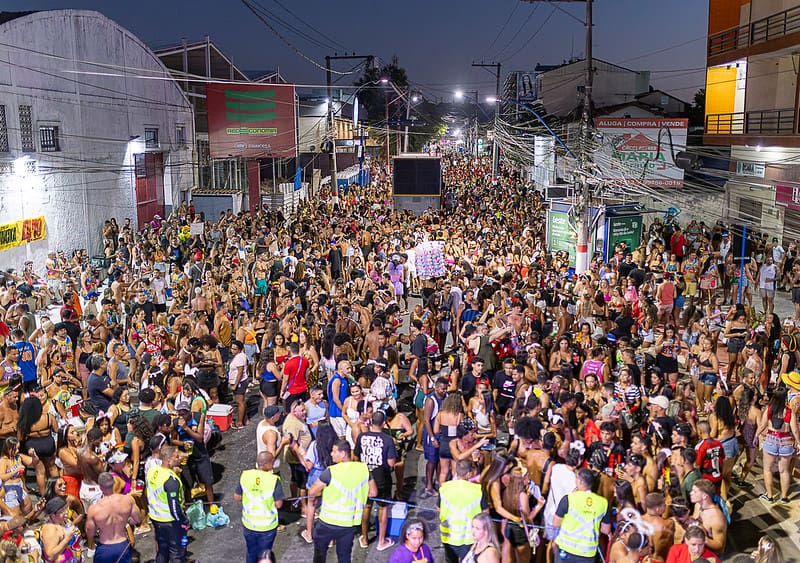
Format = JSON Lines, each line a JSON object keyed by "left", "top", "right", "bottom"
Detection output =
{"left": 5, "top": 0, "right": 709, "bottom": 102}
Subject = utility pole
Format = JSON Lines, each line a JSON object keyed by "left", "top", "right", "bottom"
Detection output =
{"left": 520, "top": 0, "right": 593, "bottom": 273}
{"left": 575, "top": 0, "right": 593, "bottom": 274}
{"left": 472, "top": 62, "right": 501, "bottom": 176}
{"left": 403, "top": 87, "right": 412, "bottom": 153}
{"left": 325, "top": 54, "right": 374, "bottom": 197}
{"left": 325, "top": 56, "right": 338, "bottom": 197}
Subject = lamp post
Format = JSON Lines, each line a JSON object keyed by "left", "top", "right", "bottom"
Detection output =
{"left": 455, "top": 90, "right": 479, "bottom": 158}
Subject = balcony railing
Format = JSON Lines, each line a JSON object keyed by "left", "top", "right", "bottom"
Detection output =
{"left": 706, "top": 108, "right": 796, "bottom": 135}
{"left": 709, "top": 4, "right": 800, "bottom": 57}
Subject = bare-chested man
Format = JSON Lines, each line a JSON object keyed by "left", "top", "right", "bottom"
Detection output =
{"left": 86, "top": 471, "right": 140, "bottom": 563}
{"left": 364, "top": 318, "right": 383, "bottom": 363}
{"left": 0, "top": 389, "right": 19, "bottom": 439}
{"left": 642, "top": 493, "right": 675, "bottom": 563}
{"left": 514, "top": 417, "right": 552, "bottom": 488}
{"left": 78, "top": 427, "right": 107, "bottom": 511}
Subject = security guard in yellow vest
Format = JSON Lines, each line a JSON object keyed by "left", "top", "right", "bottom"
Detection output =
{"left": 439, "top": 459, "right": 485, "bottom": 563}
{"left": 552, "top": 468, "right": 612, "bottom": 563}
{"left": 308, "top": 439, "right": 377, "bottom": 563}
{"left": 234, "top": 451, "right": 284, "bottom": 563}
{"left": 146, "top": 445, "right": 189, "bottom": 563}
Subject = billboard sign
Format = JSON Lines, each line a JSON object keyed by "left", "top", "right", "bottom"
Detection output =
{"left": 594, "top": 118, "right": 688, "bottom": 187}
{"left": 0, "top": 216, "right": 46, "bottom": 252}
{"left": 547, "top": 209, "right": 576, "bottom": 267}
{"left": 516, "top": 72, "right": 538, "bottom": 102}
{"left": 775, "top": 184, "right": 800, "bottom": 212}
{"left": 206, "top": 83, "right": 297, "bottom": 158}
{"left": 604, "top": 215, "right": 642, "bottom": 261}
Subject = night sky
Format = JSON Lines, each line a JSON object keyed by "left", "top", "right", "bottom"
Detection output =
{"left": 4, "top": 0, "right": 708, "bottom": 102}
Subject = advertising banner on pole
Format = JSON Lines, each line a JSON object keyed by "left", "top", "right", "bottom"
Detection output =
{"left": 547, "top": 209, "right": 576, "bottom": 267}
{"left": 0, "top": 216, "right": 46, "bottom": 252}
{"left": 604, "top": 215, "right": 643, "bottom": 261}
{"left": 594, "top": 118, "right": 688, "bottom": 187}
{"left": 206, "top": 83, "right": 297, "bottom": 158}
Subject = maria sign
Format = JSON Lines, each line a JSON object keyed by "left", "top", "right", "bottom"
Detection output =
{"left": 594, "top": 118, "right": 688, "bottom": 188}
{"left": 206, "top": 83, "right": 297, "bottom": 158}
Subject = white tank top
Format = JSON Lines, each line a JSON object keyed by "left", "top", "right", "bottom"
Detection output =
{"left": 256, "top": 420, "right": 281, "bottom": 469}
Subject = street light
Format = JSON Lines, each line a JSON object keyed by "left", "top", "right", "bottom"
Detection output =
{"left": 455, "top": 89, "right": 479, "bottom": 158}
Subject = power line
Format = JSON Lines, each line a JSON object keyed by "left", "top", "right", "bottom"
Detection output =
{"left": 263, "top": 0, "right": 348, "bottom": 51}
{"left": 476, "top": 1, "right": 519, "bottom": 61}
{"left": 499, "top": 6, "right": 558, "bottom": 63}
{"left": 490, "top": 3, "right": 539, "bottom": 60}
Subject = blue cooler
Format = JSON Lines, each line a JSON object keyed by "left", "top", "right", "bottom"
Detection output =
{"left": 374, "top": 501, "right": 407, "bottom": 538}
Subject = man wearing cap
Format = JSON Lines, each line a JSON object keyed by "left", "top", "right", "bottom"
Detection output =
{"left": 234, "top": 451, "right": 283, "bottom": 563}
{"left": 86, "top": 472, "right": 140, "bottom": 563}
{"left": 146, "top": 445, "right": 189, "bottom": 563}
{"left": 257, "top": 405, "right": 289, "bottom": 471}
{"left": 173, "top": 400, "right": 214, "bottom": 505}
{"left": 647, "top": 395, "right": 675, "bottom": 443}
{"left": 84, "top": 290, "right": 101, "bottom": 318}
{"left": 41, "top": 496, "right": 83, "bottom": 562}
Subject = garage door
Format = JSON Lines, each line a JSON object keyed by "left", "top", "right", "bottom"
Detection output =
{"left": 738, "top": 197, "right": 763, "bottom": 225}
{"left": 784, "top": 208, "right": 800, "bottom": 245}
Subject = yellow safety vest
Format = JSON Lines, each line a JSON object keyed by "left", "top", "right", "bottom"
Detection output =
{"left": 439, "top": 479, "right": 483, "bottom": 546}
{"left": 146, "top": 465, "right": 183, "bottom": 523}
{"left": 555, "top": 490, "right": 608, "bottom": 558}
{"left": 318, "top": 461, "right": 370, "bottom": 528}
{"left": 240, "top": 470, "right": 279, "bottom": 532}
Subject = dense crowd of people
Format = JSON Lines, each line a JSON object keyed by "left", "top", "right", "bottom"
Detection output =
{"left": 0, "top": 153, "right": 795, "bottom": 563}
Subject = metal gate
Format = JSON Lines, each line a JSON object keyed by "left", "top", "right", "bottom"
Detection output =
{"left": 783, "top": 208, "right": 800, "bottom": 245}
{"left": 134, "top": 152, "right": 165, "bottom": 228}
{"left": 738, "top": 197, "right": 763, "bottom": 226}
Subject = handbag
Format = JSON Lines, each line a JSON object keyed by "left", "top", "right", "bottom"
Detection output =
{"left": 281, "top": 358, "right": 304, "bottom": 401}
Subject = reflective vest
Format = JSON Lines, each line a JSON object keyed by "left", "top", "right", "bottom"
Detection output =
{"left": 239, "top": 470, "right": 279, "bottom": 532}
{"left": 146, "top": 465, "right": 183, "bottom": 523}
{"left": 555, "top": 490, "right": 608, "bottom": 558}
{"left": 439, "top": 479, "right": 482, "bottom": 546}
{"left": 318, "top": 461, "right": 369, "bottom": 528}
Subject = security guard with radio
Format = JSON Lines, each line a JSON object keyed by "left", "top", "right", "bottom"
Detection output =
{"left": 146, "top": 445, "right": 189, "bottom": 563}
{"left": 307, "top": 439, "right": 377, "bottom": 563}
{"left": 234, "top": 451, "right": 284, "bottom": 563}
{"left": 439, "top": 459, "right": 486, "bottom": 563}
{"left": 552, "top": 467, "right": 612, "bottom": 563}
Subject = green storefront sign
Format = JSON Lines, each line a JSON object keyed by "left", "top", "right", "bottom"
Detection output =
{"left": 548, "top": 210, "right": 576, "bottom": 267}
{"left": 605, "top": 215, "right": 642, "bottom": 260}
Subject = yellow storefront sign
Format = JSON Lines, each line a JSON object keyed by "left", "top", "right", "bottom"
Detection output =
{"left": 0, "top": 216, "right": 47, "bottom": 252}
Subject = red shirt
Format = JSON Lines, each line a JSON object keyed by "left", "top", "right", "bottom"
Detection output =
{"left": 695, "top": 437, "right": 725, "bottom": 485}
{"left": 283, "top": 355, "right": 309, "bottom": 394}
{"left": 666, "top": 543, "right": 720, "bottom": 563}
{"left": 670, "top": 233, "right": 686, "bottom": 257}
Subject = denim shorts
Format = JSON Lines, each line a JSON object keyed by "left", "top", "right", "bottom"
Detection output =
{"left": 721, "top": 436, "right": 739, "bottom": 459}
{"left": 699, "top": 373, "right": 718, "bottom": 387}
{"left": 763, "top": 434, "right": 794, "bottom": 457}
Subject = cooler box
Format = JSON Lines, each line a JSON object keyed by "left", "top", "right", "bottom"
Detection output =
{"left": 374, "top": 501, "right": 407, "bottom": 538}
{"left": 208, "top": 404, "right": 233, "bottom": 432}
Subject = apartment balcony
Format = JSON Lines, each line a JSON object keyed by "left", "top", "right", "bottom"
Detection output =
{"left": 708, "top": 4, "right": 800, "bottom": 65}
{"left": 704, "top": 108, "right": 800, "bottom": 147}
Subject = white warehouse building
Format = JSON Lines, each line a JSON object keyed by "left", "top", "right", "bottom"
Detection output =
{"left": 0, "top": 10, "right": 194, "bottom": 269}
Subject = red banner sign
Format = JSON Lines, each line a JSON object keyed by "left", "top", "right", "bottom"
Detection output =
{"left": 206, "top": 83, "right": 297, "bottom": 158}
{"left": 775, "top": 184, "right": 800, "bottom": 212}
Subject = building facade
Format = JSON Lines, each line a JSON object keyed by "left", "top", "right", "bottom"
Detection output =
{"left": 704, "top": 0, "right": 800, "bottom": 241}
{"left": 0, "top": 10, "right": 194, "bottom": 268}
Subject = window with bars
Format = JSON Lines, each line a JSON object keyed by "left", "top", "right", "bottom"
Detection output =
{"left": 144, "top": 128, "right": 159, "bottom": 149}
{"left": 0, "top": 106, "right": 8, "bottom": 153}
{"left": 176, "top": 124, "right": 186, "bottom": 147}
{"left": 39, "top": 126, "right": 60, "bottom": 152}
{"left": 134, "top": 153, "right": 147, "bottom": 178}
{"left": 19, "top": 105, "right": 34, "bottom": 152}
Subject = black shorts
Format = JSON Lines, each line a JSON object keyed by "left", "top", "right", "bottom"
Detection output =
{"left": 190, "top": 454, "right": 214, "bottom": 486}
{"left": 197, "top": 369, "right": 220, "bottom": 391}
{"left": 233, "top": 379, "right": 249, "bottom": 395}
{"left": 371, "top": 479, "right": 392, "bottom": 506}
{"left": 25, "top": 435, "right": 56, "bottom": 458}
{"left": 504, "top": 521, "right": 529, "bottom": 547}
{"left": 792, "top": 287, "right": 800, "bottom": 304}
{"left": 728, "top": 337, "right": 745, "bottom": 354}
{"left": 260, "top": 379, "right": 278, "bottom": 397}
{"left": 289, "top": 462, "right": 308, "bottom": 488}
